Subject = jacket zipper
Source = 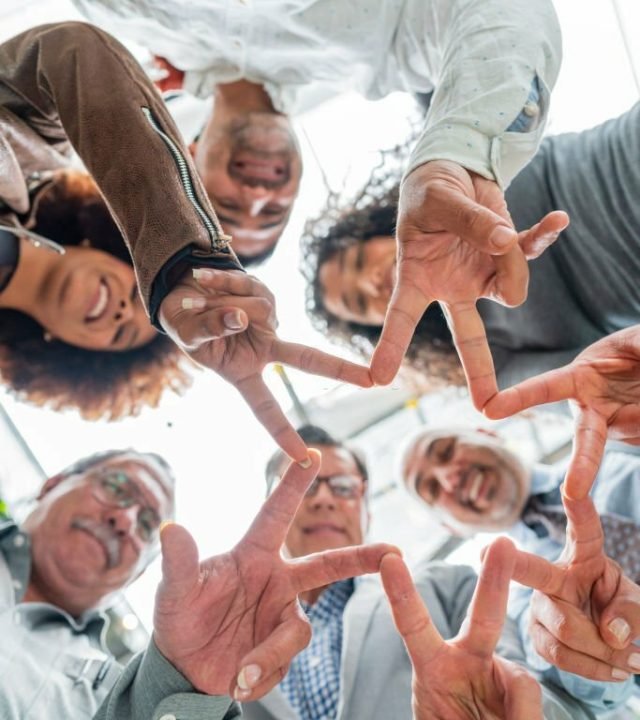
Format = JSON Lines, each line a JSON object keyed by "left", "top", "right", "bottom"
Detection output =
{"left": 141, "top": 107, "right": 231, "bottom": 252}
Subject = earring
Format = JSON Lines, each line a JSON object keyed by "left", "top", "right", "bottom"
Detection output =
{"left": 43, "top": 331, "right": 53, "bottom": 343}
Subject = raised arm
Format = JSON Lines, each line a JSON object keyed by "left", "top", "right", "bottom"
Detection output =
{"left": 97, "top": 451, "right": 399, "bottom": 719}
{"left": 0, "top": 22, "right": 371, "bottom": 460}
{"left": 371, "top": 0, "right": 567, "bottom": 407}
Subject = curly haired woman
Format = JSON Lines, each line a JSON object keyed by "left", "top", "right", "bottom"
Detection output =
{"left": 0, "top": 170, "right": 192, "bottom": 420}
{"left": 303, "top": 104, "right": 640, "bottom": 394}
{"left": 0, "top": 24, "right": 217, "bottom": 420}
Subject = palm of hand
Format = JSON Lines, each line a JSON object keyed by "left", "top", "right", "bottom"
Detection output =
{"left": 398, "top": 162, "right": 523, "bottom": 308}
{"left": 412, "top": 644, "right": 519, "bottom": 720}
{"left": 191, "top": 317, "right": 277, "bottom": 385}
{"left": 154, "top": 542, "right": 298, "bottom": 696}
{"left": 568, "top": 337, "right": 640, "bottom": 441}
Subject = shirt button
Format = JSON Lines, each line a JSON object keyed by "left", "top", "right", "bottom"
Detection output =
{"left": 233, "top": 39, "right": 242, "bottom": 48}
{"left": 523, "top": 101, "right": 539, "bottom": 118}
{"left": 12, "top": 579, "right": 22, "bottom": 590}
{"left": 158, "top": 715, "right": 176, "bottom": 720}
{"left": 13, "top": 534, "right": 25, "bottom": 548}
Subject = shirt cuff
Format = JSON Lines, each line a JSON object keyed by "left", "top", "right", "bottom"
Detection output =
{"left": 140, "top": 640, "right": 239, "bottom": 720}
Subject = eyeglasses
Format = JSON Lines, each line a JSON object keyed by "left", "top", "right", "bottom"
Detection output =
{"left": 305, "top": 475, "right": 364, "bottom": 500}
{"left": 91, "top": 471, "right": 161, "bottom": 542}
{"left": 270, "top": 473, "right": 364, "bottom": 500}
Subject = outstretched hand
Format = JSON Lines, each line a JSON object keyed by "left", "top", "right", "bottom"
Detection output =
{"left": 153, "top": 451, "right": 398, "bottom": 701}
{"left": 511, "top": 491, "right": 640, "bottom": 682}
{"left": 159, "top": 269, "right": 372, "bottom": 462}
{"left": 370, "top": 159, "right": 568, "bottom": 409}
{"left": 485, "top": 325, "right": 640, "bottom": 498}
{"left": 381, "top": 537, "right": 542, "bottom": 719}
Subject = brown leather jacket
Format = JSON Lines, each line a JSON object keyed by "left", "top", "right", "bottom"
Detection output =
{"left": 0, "top": 22, "right": 241, "bottom": 320}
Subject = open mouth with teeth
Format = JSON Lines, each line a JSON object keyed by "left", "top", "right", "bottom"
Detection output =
{"left": 85, "top": 278, "right": 110, "bottom": 323}
{"left": 457, "top": 466, "right": 498, "bottom": 512}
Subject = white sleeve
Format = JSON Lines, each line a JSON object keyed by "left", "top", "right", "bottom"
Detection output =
{"left": 405, "top": 0, "right": 562, "bottom": 188}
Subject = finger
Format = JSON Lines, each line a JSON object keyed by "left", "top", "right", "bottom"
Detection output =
{"left": 598, "top": 576, "right": 640, "bottom": 650}
{"left": 491, "top": 245, "right": 529, "bottom": 307}
{"left": 532, "top": 591, "right": 631, "bottom": 668}
{"left": 442, "top": 300, "right": 498, "bottom": 410}
{"left": 530, "top": 616, "right": 631, "bottom": 682}
{"left": 511, "top": 548, "right": 566, "bottom": 596}
{"left": 482, "top": 365, "right": 576, "bottom": 419}
{"left": 234, "top": 374, "right": 309, "bottom": 463}
{"left": 158, "top": 522, "right": 200, "bottom": 602}
{"left": 498, "top": 659, "right": 543, "bottom": 720}
{"left": 233, "top": 613, "right": 312, "bottom": 701}
{"left": 563, "top": 409, "right": 608, "bottom": 499}
{"left": 379, "top": 553, "right": 445, "bottom": 669}
{"left": 432, "top": 189, "right": 519, "bottom": 255}
{"left": 274, "top": 341, "right": 372, "bottom": 388}
{"left": 240, "top": 451, "right": 322, "bottom": 552}
{"left": 234, "top": 665, "right": 291, "bottom": 704}
{"left": 561, "top": 492, "right": 604, "bottom": 563}
{"left": 193, "top": 268, "right": 275, "bottom": 303}
{"left": 162, "top": 301, "right": 249, "bottom": 348}
{"left": 370, "top": 276, "right": 432, "bottom": 385}
{"left": 458, "top": 537, "right": 514, "bottom": 656}
{"left": 518, "top": 211, "right": 569, "bottom": 260}
{"left": 291, "top": 543, "right": 401, "bottom": 594}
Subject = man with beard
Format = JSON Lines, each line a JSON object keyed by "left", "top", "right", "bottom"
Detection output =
{"left": 71, "top": 0, "right": 563, "bottom": 308}
{"left": 398, "top": 426, "right": 640, "bottom": 712}
{"left": 0, "top": 446, "right": 395, "bottom": 719}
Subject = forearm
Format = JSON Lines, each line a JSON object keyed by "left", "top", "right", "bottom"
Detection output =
{"left": 94, "top": 640, "right": 240, "bottom": 720}
{"left": 0, "top": 22, "right": 240, "bottom": 319}
{"left": 406, "top": 0, "right": 562, "bottom": 188}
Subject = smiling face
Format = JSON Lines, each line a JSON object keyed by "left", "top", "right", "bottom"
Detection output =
{"left": 33, "top": 245, "right": 157, "bottom": 352}
{"left": 283, "top": 444, "right": 368, "bottom": 558}
{"left": 23, "top": 452, "right": 173, "bottom": 615}
{"left": 319, "top": 236, "right": 396, "bottom": 326}
{"left": 401, "top": 429, "right": 531, "bottom": 535}
{"left": 195, "top": 112, "right": 302, "bottom": 260}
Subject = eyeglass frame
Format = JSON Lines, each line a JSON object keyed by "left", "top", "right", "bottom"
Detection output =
{"left": 269, "top": 472, "right": 366, "bottom": 501}
{"left": 89, "top": 470, "right": 163, "bottom": 543}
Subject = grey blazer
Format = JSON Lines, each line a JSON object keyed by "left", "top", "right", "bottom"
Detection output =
{"left": 241, "top": 560, "right": 594, "bottom": 720}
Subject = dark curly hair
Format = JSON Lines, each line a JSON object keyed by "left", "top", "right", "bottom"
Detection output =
{"left": 0, "top": 170, "right": 193, "bottom": 421}
{"left": 300, "top": 146, "right": 465, "bottom": 389}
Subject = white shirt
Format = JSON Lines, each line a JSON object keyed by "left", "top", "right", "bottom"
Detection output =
{"left": 72, "top": 0, "right": 562, "bottom": 187}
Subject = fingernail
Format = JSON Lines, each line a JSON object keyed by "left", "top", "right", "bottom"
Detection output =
{"left": 224, "top": 310, "right": 245, "bottom": 330}
{"left": 234, "top": 687, "right": 252, "bottom": 702}
{"left": 298, "top": 457, "right": 312, "bottom": 469}
{"left": 192, "top": 268, "right": 215, "bottom": 281}
{"left": 159, "top": 520, "right": 175, "bottom": 534}
{"left": 609, "top": 618, "right": 631, "bottom": 644}
{"left": 612, "top": 668, "right": 631, "bottom": 681}
{"left": 628, "top": 653, "right": 640, "bottom": 671}
{"left": 489, "top": 225, "right": 516, "bottom": 249}
{"left": 181, "top": 297, "right": 206, "bottom": 311}
{"left": 237, "top": 664, "right": 262, "bottom": 690}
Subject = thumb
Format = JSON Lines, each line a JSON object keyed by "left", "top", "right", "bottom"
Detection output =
{"left": 172, "top": 302, "right": 249, "bottom": 349}
{"left": 159, "top": 522, "right": 200, "bottom": 602}
{"left": 434, "top": 189, "right": 518, "bottom": 255}
{"left": 597, "top": 577, "right": 640, "bottom": 650}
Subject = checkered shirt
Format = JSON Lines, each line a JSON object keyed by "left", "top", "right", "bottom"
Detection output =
{"left": 280, "top": 578, "right": 354, "bottom": 720}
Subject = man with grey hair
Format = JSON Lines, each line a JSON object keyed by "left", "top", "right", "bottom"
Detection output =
{"left": 0, "top": 446, "right": 396, "bottom": 719}
{"left": 398, "top": 425, "right": 640, "bottom": 712}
